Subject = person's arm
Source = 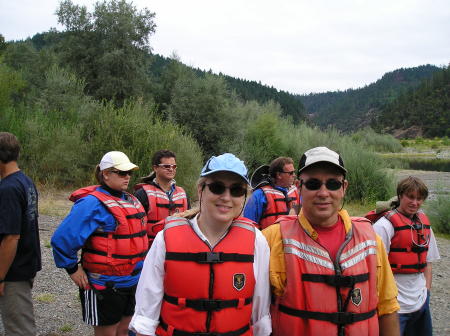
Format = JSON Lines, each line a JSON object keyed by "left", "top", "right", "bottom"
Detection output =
{"left": 243, "top": 189, "right": 265, "bottom": 225}
{"left": 424, "top": 262, "right": 432, "bottom": 290}
{"left": 129, "top": 231, "right": 166, "bottom": 336}
{"left": 51, "top": 197, "right": 107, "bottom": 281}
{"left": 379, "top": 311, "right": 400, "bottom": 336}
{"left": 0, "top": 234, "right": 20, "bottom": 295}
{"left": 251, "top": 230, "right": 272, "bottom": 336}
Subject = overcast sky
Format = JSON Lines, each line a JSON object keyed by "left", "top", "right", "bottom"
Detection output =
{"left": 1, "top": 0, "right": 449, "bottom": 94}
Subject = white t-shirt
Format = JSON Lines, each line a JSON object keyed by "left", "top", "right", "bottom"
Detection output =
{"left": 129, "top": 215, "right": 272, "bottom": 336}
{"left": 373, "top": 215, "right": 440, "bottom": 313}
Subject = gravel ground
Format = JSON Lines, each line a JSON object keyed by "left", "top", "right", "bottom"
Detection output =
{"left": 0, "top": 212, "right": 448, "bottom": 336}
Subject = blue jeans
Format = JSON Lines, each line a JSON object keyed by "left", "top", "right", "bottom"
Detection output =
{"left": 399, "top": 290, "right": 432, "bottom": 336}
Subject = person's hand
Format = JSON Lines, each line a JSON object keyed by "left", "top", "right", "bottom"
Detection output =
{"left": 0, "top": 282, "right": 5, "bottom": 296}
{"left": 69, "top": 267, "right": 89, "bottom": 289}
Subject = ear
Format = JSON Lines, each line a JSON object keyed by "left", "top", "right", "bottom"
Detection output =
{"left": 342, "top": 179, "right": 349, "bottom": 194}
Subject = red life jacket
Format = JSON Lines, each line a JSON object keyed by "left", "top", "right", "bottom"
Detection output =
{"left": 135, "top": 183, "right": 188, "bottom": 243}
{"left": 364, "top": 209, "right": 386, "bottom": 224}
{"left": 385, "top": 209, "right": 431, "bottom": 274}
{"left": 156, "top": 217, "right": 256, "bottom": 336}
{"left": 69, "top": 185, "right": 148, "bottom": 276}
{"left": 259, "top": 185, "right": 300, "bottom": 230}
{"left": 271, "top": 216, "right": 379, "bottom": 336}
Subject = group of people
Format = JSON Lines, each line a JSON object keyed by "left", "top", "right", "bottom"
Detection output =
{"left": 0, "top": 131, "right": 440, "bottom": 336}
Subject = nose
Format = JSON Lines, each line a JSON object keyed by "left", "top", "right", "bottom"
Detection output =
{"left": 316, "top": 183, "right": 330, "bottom": 196}
{"left": 219, "top": 188, "right": 232, "bottom": 200}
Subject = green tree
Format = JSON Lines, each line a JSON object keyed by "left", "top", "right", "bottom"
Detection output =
{"left": 166, "top": 73, "right": 241, "bottom": 155}
{"left": 55, "top": 0, "right": 156, "bottom": 104}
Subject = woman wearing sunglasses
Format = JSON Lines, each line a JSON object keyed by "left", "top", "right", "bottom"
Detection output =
{"left": 51, "top": 151, "right": 148, "bottom": 336}
{"left": 130, "top": 153, "right": 272, "bottom": 336}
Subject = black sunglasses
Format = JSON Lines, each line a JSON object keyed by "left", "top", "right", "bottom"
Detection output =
{"left": 281, "top": 170, "right": 295, "bottom": 176}
{"left": 111, "top": 170, "right": 133, "bottom": 177}
{"left": 205, "top": 181, "right": 247, "bottom": 197}
{"left": 301, "top": 178, "right": 343, "bottom": 191}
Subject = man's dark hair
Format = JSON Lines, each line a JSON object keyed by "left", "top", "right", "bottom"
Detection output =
{"left": 269, "top": 157, "right": 294, "bottom": 178}
{"left": 152, "top": 149, "right": 176, "bottom": 166}
{"left": 0, "top": 132, "right": 20, "bottom": 163}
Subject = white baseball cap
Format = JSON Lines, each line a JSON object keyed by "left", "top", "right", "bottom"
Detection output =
{"left": 99, "top": 151, "right": 138, "bottom": 171}
{"left": 298, "top": 147, "right": 346, "bottom": 174}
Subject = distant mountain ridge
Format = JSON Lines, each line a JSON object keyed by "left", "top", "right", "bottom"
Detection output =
{"left": 298, "top": 65, "right": 442, "bottom": 132}
{"left": 373, "top": 65, "right": 449, "bottom": 138}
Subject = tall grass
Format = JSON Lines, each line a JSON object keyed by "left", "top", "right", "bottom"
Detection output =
{"left": 425, "top": 187, "right": 450, "bottom": 234}
{"left": 351, "top": 127, "right": 403, "bottom": 153}
{"left": 1, "top": 66, "right": 203, "bottom": 198}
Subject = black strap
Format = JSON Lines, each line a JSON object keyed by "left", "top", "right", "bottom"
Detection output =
{"left": 302, "top": 273, "right": 369, "bottom": 287}
{"left": 83, "top": 248, "right": 147, "bottom": 259}
{"left": 390, "top": 246, "right": 428, "bottom": 253}
{"left": 163, "top": 294, "right": 252, "bottom": 311}
{"left": 279, "top": 304, "right": 376, "bottom": 325}
{"left": 91, "top": 230, "right": 147, "bottom": 239}
{"left": 125, "top": 212, "right": 146, "bottom": 219}
{"left": 390, "top": 263, "right": 427, "bottom": 270}
{"left": 148, "top": 219, "right": 160, "bottom": 224}
{"left": 261, "top": 211, "right": 289, "bottom": 219}
{"left": 394, "top": 224, "right": 431, "bottom": 231}
{"left": 165, "top": 252, "right": 254, "bottom": 263}
{"left": 157, "top": 203, "right": 184, "bottom": 209}
{"left": 159, "top": 320, "right": 250, "bottom": 336}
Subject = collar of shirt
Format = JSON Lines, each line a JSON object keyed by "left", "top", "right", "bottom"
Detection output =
{"left": 152, "top": 178, "right": 176, "bottom": 196}
{"left": 298, "top": 209, "right": 352, "bottom": 241}
{"left": 189, "top": 215, "right": 230, "bottom": 249}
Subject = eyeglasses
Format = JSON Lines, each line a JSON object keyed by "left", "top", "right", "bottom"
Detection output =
{"left": 157, "top": 164, "right": 177, "bottom": 170}
{"left": 281, "top": 171, "right": 295, "bottom": 176}
{"left": 110, "top": 170, "right": 133, "bottom": 177}
{"left": 205, "top": 181, "right": 247, "bottom": 197}
{"left": 301, "top": 178, "right": 343, "bottom": 191}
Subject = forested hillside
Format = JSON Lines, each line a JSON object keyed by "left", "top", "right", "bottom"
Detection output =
{"left": 299, "top": 65, "right": 441, "bottom": 132}
{"left": 0, "top": 0, "right": 407, "bottom": 204}
{"left": 373, "top": 65, "right": 450, "bottom": 137}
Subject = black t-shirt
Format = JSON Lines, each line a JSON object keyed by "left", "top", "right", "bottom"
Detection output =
{"left": 0, "top": 170, "right": 42, "bottom": 281}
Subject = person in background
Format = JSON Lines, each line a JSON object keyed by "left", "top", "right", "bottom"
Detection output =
{"left": 244, "top": 157, "right": 299, "bottom": 230}
{"left": 129, "top": 153, "right": 271, "bottom": 336}
{"left": 51, "top": 151, "right": 148, "bottom": 336}
{"left": 0, "top": 132, "right": 41, "bottom": 336}
{"left": 134, "top": 150, "right": 189, "bottom": 246}
{"left": 263, "top": 146, "right": 400, "bottom": 336}
{"left": 373, "top": 176, "right": 440, "bottom": 336}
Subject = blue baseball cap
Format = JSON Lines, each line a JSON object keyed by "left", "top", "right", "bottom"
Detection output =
{"left": 200, "top": 153, "right": 249, "bottom": 185}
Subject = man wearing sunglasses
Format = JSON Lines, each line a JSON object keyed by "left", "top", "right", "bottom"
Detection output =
{"left": 373, "top": 177, "right": 440, "bottom": 336}
{"left": 134, "top": 150, "right": 189, "bottom": 247}
{"left": 244, "top": 157, "right": 300, "bottom": 230}
{"left": 263, "top": 146, "right": 400, "bottom": 336}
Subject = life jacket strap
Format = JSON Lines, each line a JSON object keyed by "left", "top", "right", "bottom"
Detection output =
{"left": 278, "top": 304, "right": 376, "bottom": 325}
{"left": 393, "top": 224, "right": 431, "bottom": 231}
{"left": 165, "top": 252, "right": 254, "bottom": 263}
{"left": 125, "top": 212, "right": 146, "bottom": 219}
{"left": 83, "top": 248, "right": 147, "bottom": 259}
{"left": 91, "top": 230, "right": 147, "bottom": 239}
{"left": 159, "top": 319, "right": 250, "bottom": 336}
{"left": 302, "top": 273, "right": 369, "bottom": 287}
{"left": 390, "top": 246, "right": 428, "bottom": 253}
{"left": 390, "top": 262, "right": 427, "bottom": 270}
{"left": 261, "top": 211, "right": 289, "bottom": 219}
{"left": 163, "top": 294, "right": 252, "bottom": 311}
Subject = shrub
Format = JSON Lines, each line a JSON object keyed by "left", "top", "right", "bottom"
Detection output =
{"left": 351, "top": 127, "right": 403, "bottom": 153}
{"left": 425, "top": 189, "right": 450, "bottom": 234}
